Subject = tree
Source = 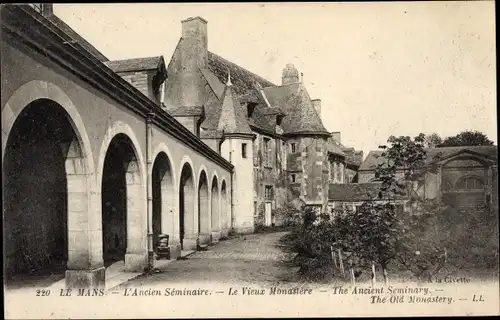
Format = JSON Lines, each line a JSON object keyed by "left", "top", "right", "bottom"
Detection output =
{"left": 375, "top": 134, "right": 449, "bottom": 281}
{"left": 439, "top": 130, "right": 494, "bottom": 147}
{"left": 424, "top": 133, "right": 443, "bottom": 148}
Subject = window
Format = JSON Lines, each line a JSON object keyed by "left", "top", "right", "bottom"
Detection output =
{"left": 265, "top": 185, "right": 274, "bottom": 200}
{"left": 456, "top": 177, "right": 484, "bottom": 190}
{"left": 263, "top": 138, "right": 272, "bottom": 167}
{"left": 335, "top": 161, "right": 342, "bottom": 182}
{"left": 291, "top": 174, "right": 296, "bottom": 183}
{"left": 291, "top": 143, "right": 296, "bottom": 153}
{"left": 242, "top": 143, "right": 247, "bottom": 158}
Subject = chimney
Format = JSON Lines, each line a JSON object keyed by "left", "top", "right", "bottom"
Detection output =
{"left": 311, "top": 99, "right": 321, "bottom": 117}
{"left": 331, "top": 132, "right": 341, "bottom": 144}
{"left": 282, "top": 63, "right": 299, "bottom": 85}
{"left": 180, "top": 17, "right": 208, "bottom": 106}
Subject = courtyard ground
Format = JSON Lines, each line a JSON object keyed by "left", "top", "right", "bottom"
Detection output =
{"left": 115, "top": 231, "right": 300, "bottom": 289}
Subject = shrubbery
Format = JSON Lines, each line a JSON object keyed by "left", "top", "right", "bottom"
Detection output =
{"left": 282, "top": 134, "right": 498, "bottom": 284}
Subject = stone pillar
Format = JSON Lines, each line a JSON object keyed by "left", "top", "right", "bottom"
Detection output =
{"left": 65, "top": 141, "right": 105, "bottom": 289}
{"left": 161, "top": 180, "right": 181, "bottom": 259}
{"left": 182, "top": 182, "right": 198, "bottom": 250}
{"left": 198, "top": 180, "right": 211, "bottom": 245}
{"left": 211, "top": 187, "right": 221, "bottom": 243}
{"left": 124, "top": 160, "right": 148, "bottom": 272}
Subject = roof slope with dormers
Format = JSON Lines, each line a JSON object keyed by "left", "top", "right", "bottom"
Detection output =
{"left": 207, "top": 51, "right": 276, "bottom": 96}
{"left": 263, "top": 83, "right": 329, "bottom": 136}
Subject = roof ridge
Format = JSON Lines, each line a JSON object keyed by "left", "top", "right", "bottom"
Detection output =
{"left": 208, "top": 51, "right": 277, "bottom": 87}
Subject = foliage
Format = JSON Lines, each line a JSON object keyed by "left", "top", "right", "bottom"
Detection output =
{"left": 424, "top": 133, "right": 443, "bottom": 148}
{"left": 374, "top": 134, "right": 427, "bottom": 200}
{"left": 439, "top": 130, "right": 494, "bottom": 147}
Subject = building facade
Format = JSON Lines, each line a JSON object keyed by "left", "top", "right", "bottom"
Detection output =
{"left": 162, "top": 16, "right": 363, "bottom": 226}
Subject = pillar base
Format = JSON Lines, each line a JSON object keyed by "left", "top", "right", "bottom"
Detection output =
{"left": 182, "top": 238, "right": 198, "bottom": 250}
{"left": 220, "top": 229, "right": 229, "bottom": 239}
{"left": 65, "top": 267, "right": 105, "bottom": 289}
{"left": 211, "top": 231, "right": 221, "bottom": 243}
{"left": 198, "top": 233, "right": 211, "bottom": 245}
{"left": 168, "top": 243, "right": 182, "bottom": 260}
{"left": 125, "top": 253, "right": 148, "bottom": 272}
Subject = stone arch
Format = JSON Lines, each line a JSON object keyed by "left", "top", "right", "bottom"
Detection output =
{"left": 98, "top": 122, "right": 147, "bottom": 271}
{"left": 151, "top": 144, "right": 178, "bottom": 246}
{"left": 2, "top": 80, "right": 95, "bottom": 175}
{"left": 455, "top": 175, "right": 485, "bottom": 191}
{"left": 178, "top": 157, "right": 196, "bottom": 250}
{"left": 3, "top": 93, "right": 96, "bottom": 280}
{"left": 211, "top": 174, "right": 220, "bottom": 241}
{"left": 151, "top": 150, "right": 175, "bottom": 251}
{"left": 220, "top": 179, "right": 229, "bottom": 234}
{"left": 198, "top": 168, "right": 210, "bottom": 244}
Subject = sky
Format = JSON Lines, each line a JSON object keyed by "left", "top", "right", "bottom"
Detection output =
{"left": 55, "top": 2, "right": 497, "bottom": 156}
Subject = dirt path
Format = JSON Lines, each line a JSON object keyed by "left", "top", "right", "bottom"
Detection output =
{"left": 116, "top": 231, "right": 298, "bottom": 289}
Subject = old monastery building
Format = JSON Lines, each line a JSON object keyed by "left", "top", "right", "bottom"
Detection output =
{"left": 2, "top": 5, "right": 361, "bottom": 289}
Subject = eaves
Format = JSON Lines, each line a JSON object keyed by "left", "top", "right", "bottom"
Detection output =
{"left": 1, "top": 5, "right": 233, "bottom": 172}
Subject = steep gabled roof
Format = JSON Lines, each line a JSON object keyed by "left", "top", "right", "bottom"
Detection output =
{"left": 265, "top": 83, "right": 329, "bottom": 135}
{"left": 217, "top": 80, "right": 253, "bottom": 135}
{"left": 45, "top": 13, "right": 108, "bottom": 62}
{"left": 359, "top": 145, "right": 498, "bottom": 171}
{"left": 207, "top": 51, "right": 276, "bottom": 96}
{"left": 104, "top": 56, "right": 164, "bottom": 73}
{"left": 326, "top": 138, "right": 346, "bottom": 157}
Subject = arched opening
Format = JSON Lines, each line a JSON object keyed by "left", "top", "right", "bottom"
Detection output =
{"left": 198, "top": 170, "right": 210, "bottom": 243}
{"left": 179, "top": 163, "right": 195, "bottom": 249}
{"left": 4, "top": 99, "right": 85, "bottom": 281}
{"left": 101, "top": 134, "right": 139, "bottom": 267}
{"left": 211, "top": 177, "right": 220, "bottom": 235}
{"left": 221, "top": 181, "right": 228, "bottom": 232}
{"left": 152, "top": 152, "right": 174, "bottom": 250}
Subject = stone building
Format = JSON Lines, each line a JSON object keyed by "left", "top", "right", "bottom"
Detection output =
{"left": 357, "top": 146, "right": 498, "bottom": 211}
{"left": 162, "top": 16, "right": 363, "bottom": 225}
{"left": 2, "top": 5, "right": 235, "bottom": 288}
{"left": 1, "top": 5, "right": 362, "bottom": 288}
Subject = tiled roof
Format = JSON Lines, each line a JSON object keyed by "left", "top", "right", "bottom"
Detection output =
{"left": 326, "top": 138, "right": 346, "bottom": 157}
{"left": 328, "top": 183, "right": 383, "bottom": 201}
{"left": 217, "top": 83, "right": 253, "bottom": 135}
{"left": 200, "top": 67, "right": 225, "bottom": 99}
{"left": 200, "top": 129, "right": 224, "bottom": 139}
{"left": 251, "top": 104, "right": 278, "bottom": 133}
{"left": 45, "top": 14, "right": 108, "bottom": 62}
{"left": 359, "top": 146, "right": 498, "bottom": 171}
{"left": 207, "top": 51, "right": 276, "bottom": 96}
{"left": 104, "top": 56, "right": 164, "bottom": 73}
{"left": 328, "top": 182, "right": 409, "bottom": 201}
{"left": 168, "top": 105, "right": 205, "bottom": 117}
{"left": 260, "top": 106, "right": 286, "bottom": 116}
{"left": 264, "top": 83, "right": 329, "bottom": 135}
{"left": 200, "top": 67, "right": 279, "bottom": 136}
